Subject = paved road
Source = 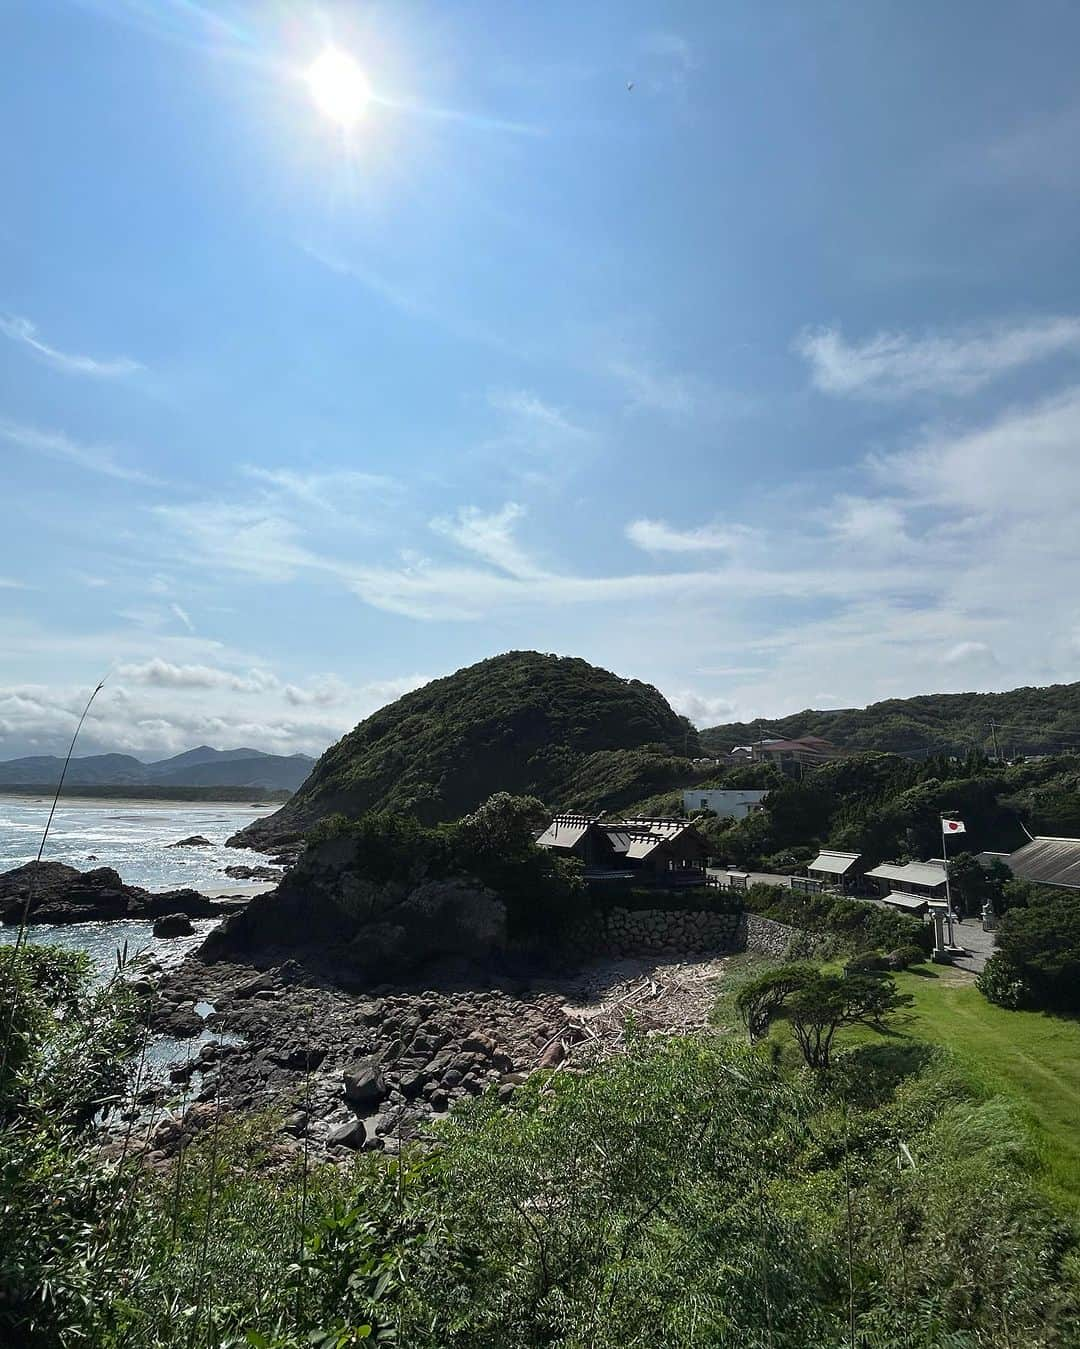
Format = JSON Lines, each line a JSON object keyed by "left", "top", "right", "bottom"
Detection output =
{"left": 947, "top": 916, "right": 996, "bottom": 974}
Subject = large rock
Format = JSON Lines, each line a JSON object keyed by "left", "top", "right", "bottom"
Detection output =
{"left": 222, "top": 864, "right": 282, "bottom": 881}
{"left": 153, "top": 912, "right": 196, "bottom": 938}
{"left": 343, "top": 1055, "right": 388, "bottom": 1107}
{"left": 0, "top": 861, "right": 225, "bottom": 927}
{"left": 167, "top": 835, "right": 213, "bottom": 848}
{"left": 199, "top": 835, "right": 507, "bottom": 978}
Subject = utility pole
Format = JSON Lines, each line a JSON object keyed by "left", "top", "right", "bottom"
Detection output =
{"left": 989, "top": 720, "right": 1001, "bottom": 764}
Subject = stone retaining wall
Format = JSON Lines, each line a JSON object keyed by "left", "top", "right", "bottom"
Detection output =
{"left": 562, "top": 906, "right": 743, "bottom": 960}
{"left": 742, "top": 913, "right": 803, "bottom": 959}
{"left": 560, "top": 906, "right": 811, "bottom": 962}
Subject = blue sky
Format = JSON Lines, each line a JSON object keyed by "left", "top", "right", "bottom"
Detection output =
{"left": 4, "top": 0, "right": 1080, "bottom": 758}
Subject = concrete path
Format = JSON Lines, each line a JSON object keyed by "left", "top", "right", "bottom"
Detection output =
{"left": 947, "top": 917, "right": 996, "bottom": 974}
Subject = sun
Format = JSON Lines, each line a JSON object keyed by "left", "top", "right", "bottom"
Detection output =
{"left": 305, "top": 47, "right": 372, "bottom": 128}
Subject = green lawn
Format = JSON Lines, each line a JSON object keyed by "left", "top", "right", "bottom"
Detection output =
{"left": 713, "top": 955, "right": 1080, "bottom": 1212}
{"left": 857, "top": 966, "right": 1080, "bottom": 1212}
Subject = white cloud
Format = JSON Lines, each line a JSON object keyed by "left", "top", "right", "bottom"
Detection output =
{"left": 116, "top": 659, "right": 279, "bottom": 693}
{"left": 486, "top": 389, "right": 590, "bottom": 441}
{"left": 626, "top": 518, "right": 749, "bottom": 554}
{"left": 152, "top": 502, "right": 315, "bottom": 582}
{"left": 169, "top": 602, "right": 195, "bottom": 633}
{"left": 797, "top": 317, "right": 1080, "bottom": 399}
{"left": 1, "top": 419, "right": 161, "bottom": 485}
{"left": 0, "top": 314, "right": 142, "bottom": 377}
{"left": 942, "top": 641, "right": 996, "bottom": 665}
{"left": 828, "top": 496, "right": 912, "bottom": 553}
{"left": 245, "top": 466, "right": 398, "bottom": 513}
{"left": 871, "top": 384, "right": 1080, "bottom": 515}
{"left": 668, "top": 689, "right": 736, "bottom": 726}
{"left": 429, "top": 502, "right": 543, "bottom": 579}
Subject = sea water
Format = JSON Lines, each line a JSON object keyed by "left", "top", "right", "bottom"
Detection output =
{"left": 0, "top": 795, "right": 277, "bottom": 892}
{"left": 0, "top": 795, "right": 273, "bottom": 1080}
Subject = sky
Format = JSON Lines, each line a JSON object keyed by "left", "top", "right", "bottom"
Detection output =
{"left": 3, "top": 0, "right": 1080, "bottom": 760}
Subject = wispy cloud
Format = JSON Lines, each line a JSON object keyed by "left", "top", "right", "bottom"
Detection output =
{"left": 152, "top": 502, "right": 315, "bottom": 582}
{"left": 797, "top": 316, "right": 1080, "bottom": 399}
{"left": 942, "top": 641, "right": 997, "bottom": 665}
{"left": 303, "top": 246, "right": 514, "bottom": 353}
{"left": 486, "top": 389, "right": 590, "bottom": 441}
{"left": 0, "top": 313, "right": 141, "bottom": 377}
{"left": 429, "top": 502, "right": 544, "bottom": 579}
{"left": 626, "top": 518, "right": 750, "bottom": 554}
{"left": 245, "top": 465, "right": 398, "bottom": 513}
{"left": 169, "top": 602, "right": 195, "bottom": 633}
{"left": 0, "top": 419, "right": 161, "bottom": 484}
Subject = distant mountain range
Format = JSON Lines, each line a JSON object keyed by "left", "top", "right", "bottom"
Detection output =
{"left": 0, "top": 745, "right": 316, "bottom": 792}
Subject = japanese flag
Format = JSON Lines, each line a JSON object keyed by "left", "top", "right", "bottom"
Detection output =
{"left": 942, "top": 818, "right": 966, "bottom": 835}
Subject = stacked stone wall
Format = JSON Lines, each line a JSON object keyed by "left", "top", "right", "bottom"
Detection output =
{"left": 559, "top": 906, "right": 811, "bottom": 962}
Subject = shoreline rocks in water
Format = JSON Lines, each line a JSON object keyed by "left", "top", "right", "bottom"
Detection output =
{"left": 222, "top": 864, "right": 282, "bottom": 882}
{"left": 167, "top": 835, "right": 213, "bottom": 849}
{"left": 153, "top": 912, "right": 196, "bottom": 938}
{"left": 0, "top": 861, "right": 251, "bottom": 926}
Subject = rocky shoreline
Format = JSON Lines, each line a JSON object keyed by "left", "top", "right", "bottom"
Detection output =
{"left": 123, "top": 942, "right": 736, "bottom": 1166}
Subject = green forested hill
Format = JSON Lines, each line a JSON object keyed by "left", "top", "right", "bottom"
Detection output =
{"left": 700, "top": 681, "right": 1080, "bottom": 758}
{"left": 230, "top": 652, "right": 698, "bottom": 847}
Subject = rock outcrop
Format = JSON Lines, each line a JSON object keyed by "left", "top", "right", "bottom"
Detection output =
{"left": 200, "top": 833, "right": 506, "bottom": 978}
{"left": 0, "top": 861, "right": 245, "bottom": 926}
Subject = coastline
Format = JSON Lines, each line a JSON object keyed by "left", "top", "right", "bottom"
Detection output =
{"left": 0, "top": 792, "right": 280, "bottom": 810}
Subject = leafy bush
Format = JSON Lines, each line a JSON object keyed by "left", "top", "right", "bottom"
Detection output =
{"left": 977, "top": 952, "right": 1035, "bottom": 1009}
{"left": 843, "top": 950, "right": 890, "bottom": 974}
{"left": 988, "top": 888, "right": 1080, "bottom": 1011}
{"left": 885, "top": 943, "right": 926, "bottom": 970}
{"left": 741, "top": 883, "right": 930, "bottom": 954}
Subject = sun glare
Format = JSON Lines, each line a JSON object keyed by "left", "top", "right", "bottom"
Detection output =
{"left": 306, "top": 47, "right": 371, "bottom": 128}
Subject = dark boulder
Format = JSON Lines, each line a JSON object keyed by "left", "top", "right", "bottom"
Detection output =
{"left": 327, "top": 1118, "right": 367, "bottom": 1150}
{"left": 0, "top": 861, "right": 226, "bottom": 926}
{"left": 343, "top": 1056, "right": 387, "bottom": 1107}
{"left": 222, "top": 864, "right": 281, "bottom": 882}
{"left": 167, "top": 835, "right": 213, "bottom": 849}
{"left": 153, "top": 912, "right": 196, "bottom": 938}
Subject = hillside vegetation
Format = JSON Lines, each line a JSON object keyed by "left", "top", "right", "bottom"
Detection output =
{"left": 231, "top": 652, "right": 698, "bottom": 848}
{"left": 700, "top": 680, "right": 1080, "bottom": 757}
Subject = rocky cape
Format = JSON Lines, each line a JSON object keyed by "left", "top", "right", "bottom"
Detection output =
{"left": 228, "top": 651, "right": 699, "bottom": 851}
{"left": 0, "top": 861, "right": 249, "bottom": 926}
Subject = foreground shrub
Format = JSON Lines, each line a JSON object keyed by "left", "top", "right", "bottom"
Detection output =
{"left": 977, "top": 952, "right": 1034, "bottom": 1009}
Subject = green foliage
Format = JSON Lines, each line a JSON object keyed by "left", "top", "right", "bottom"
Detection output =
{"left": 734, "top": 962, "right": 816, "bottom": 1041}
{"left": 742, "top": 883, "right": 930, "bottom": 955}
{"left": 0, "top": 942, "right": 142, "bottom": 1128}
{"left": 732, "top": 961, "right": 913, "bottom": 1069}
{"left": 306, "top": 794, "right": 588, "bottom": 943}
{"left": 785, "top": 971, "right": 912, "bottom": 1070}
{"left": 884, "top": 944, "right": 926, "bottom": 970}
{"left": 985, "top": 888, "right": 1080, "bottom": 1011}
{"left": 976, "top": 953, "right": 1034, "bottom": 1010}
{"left": 700, "top": 680, "right": 1080, "bottom": 757}
{"left": 239, "top": 652, "right": 700, "bottom": 844}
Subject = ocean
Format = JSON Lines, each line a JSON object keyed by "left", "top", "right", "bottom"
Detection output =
{"left": 0, "top": 794, "right": 277, "bottom": 892}
{"left": 0, "top": 795, "right": 271, "bottom": 1076}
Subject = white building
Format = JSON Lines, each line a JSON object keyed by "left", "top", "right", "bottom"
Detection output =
{"left": 681, "top": 788, "right": 769, "bottom": 821}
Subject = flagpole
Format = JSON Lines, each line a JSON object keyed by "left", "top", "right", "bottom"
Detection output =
{"left": 941, "top": 820, "right": 955, "bottom": 947}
